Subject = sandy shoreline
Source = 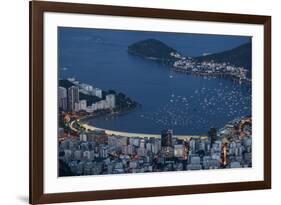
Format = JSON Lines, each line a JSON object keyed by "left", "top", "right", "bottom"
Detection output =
{"left": 77, "top": 120, "right": 208, "bottom": 140}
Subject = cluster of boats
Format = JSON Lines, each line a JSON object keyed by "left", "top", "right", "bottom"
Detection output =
{"left": 139, "top": 79, "right": 251, "bottom": 134}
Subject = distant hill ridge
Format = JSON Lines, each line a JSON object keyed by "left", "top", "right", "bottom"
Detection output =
{"left": 128, "top": 39, "right": 252, "bottom": 76}
{"left": 195, "top": 42, "right": 252, "bottom": 76}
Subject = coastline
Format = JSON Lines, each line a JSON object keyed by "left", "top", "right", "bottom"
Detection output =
{"left": 71, "top": 116, "right": 208, "bottom": 140}
{"left": 172, "top": 67, "right": 252, "bottom": 84}
{"left": 129, "top": 56, "right": 251, "bottom": 84}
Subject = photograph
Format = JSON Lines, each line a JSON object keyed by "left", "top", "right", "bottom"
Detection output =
{"left": 28, "top": 1, "right": 271, "bottom": 203}
{"left": 57, "top": 27, "right": 253, "bottom": 177}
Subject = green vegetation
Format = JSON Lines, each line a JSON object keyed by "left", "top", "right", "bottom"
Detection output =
{"left": 115, "top": 92, "right": 138, "bottom": 111}
{"left": 103, "top": 90, "right": 138, "bottom": 111}
{"left": 128, "top": 38, "right": 178, "bottom": 64}
{"left": 195, "top": 43, "right": 252, "bottom": 77}
{"left": 59, "top": 79, "right": 75, "bottom": 89}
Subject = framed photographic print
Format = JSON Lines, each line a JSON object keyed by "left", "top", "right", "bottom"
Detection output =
{"left": 29, "top": 1, "right": 271, "bottom": 204}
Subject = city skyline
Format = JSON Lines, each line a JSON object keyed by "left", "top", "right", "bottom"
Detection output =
{"left": 58, "top": 27, "right": 252, "bottom": 177}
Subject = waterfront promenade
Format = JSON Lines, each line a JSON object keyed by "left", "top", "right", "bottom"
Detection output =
{"left": 70, "top": 120, "right": 207, "bottom": 140}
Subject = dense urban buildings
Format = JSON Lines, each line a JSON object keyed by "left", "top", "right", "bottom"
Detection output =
{"left": 68, "top": 86, "right": 79, "bottom": 112}
{"left": 58, "top": 86, "right": 67, "bottom": 111}
{"left": 58, "top": 80, "right": 252, "bottom": 176}
{"left": 59, "top": 78, "right": 117, "bottom": 114}
{"left": 172, "top": 57, "right": 249, "bottom": 83}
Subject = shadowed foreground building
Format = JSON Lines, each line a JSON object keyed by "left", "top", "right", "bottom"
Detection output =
{"left": 161, "top": 129, "right": 174, "bottom": 158}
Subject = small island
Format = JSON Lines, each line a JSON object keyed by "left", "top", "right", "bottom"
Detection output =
{"left": 128, "top": 39, "right": 251, "bottom": 83}
{"left": 128, "top": 38, "right": 181, "bottom": 65}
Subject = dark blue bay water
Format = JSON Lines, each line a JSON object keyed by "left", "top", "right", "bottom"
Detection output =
{"left": 59, "top": 27, "right": 252, "bottom": 135}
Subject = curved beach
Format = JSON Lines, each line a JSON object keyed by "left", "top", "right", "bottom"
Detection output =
{"left": 71, "top": 119, "right": 208, "bottom": 140}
